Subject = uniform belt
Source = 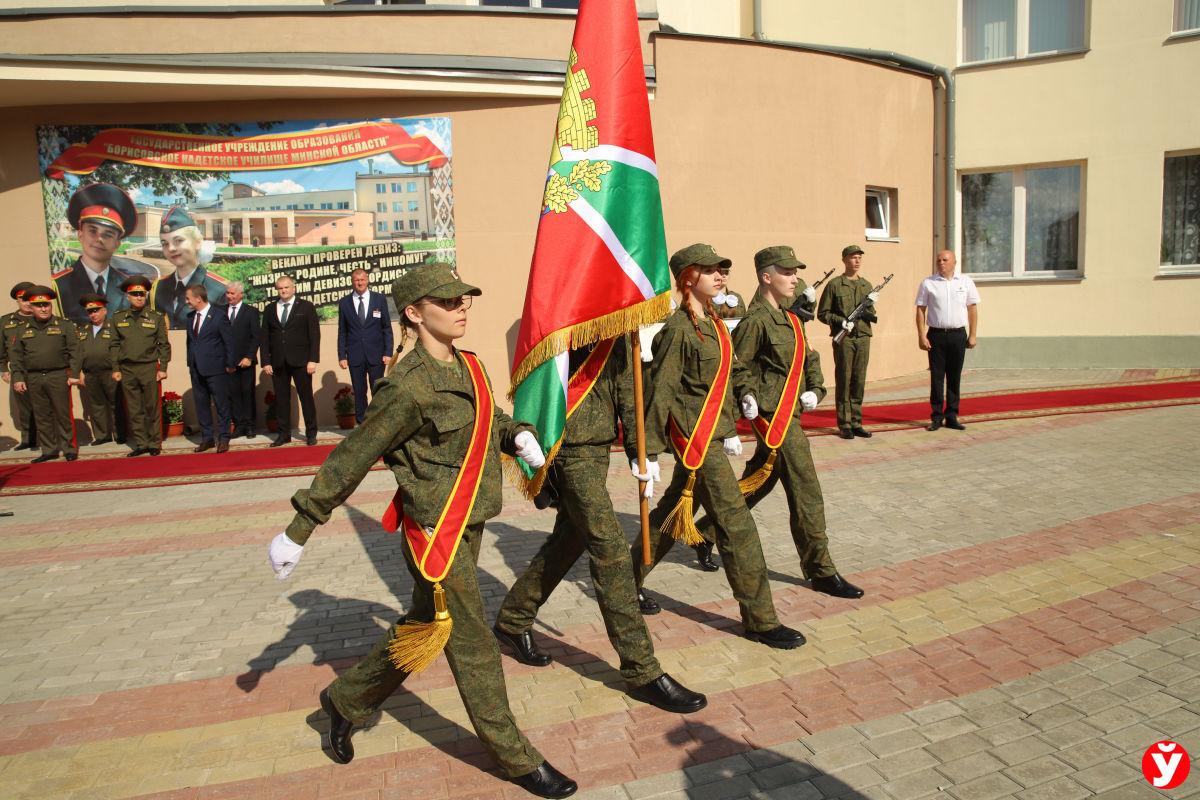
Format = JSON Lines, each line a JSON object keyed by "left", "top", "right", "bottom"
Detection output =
{"left": 28, "top": 369, "right": 66, "bottom": 375}
{"left": 928, "top": 326, "right": 965, "bottom": 332}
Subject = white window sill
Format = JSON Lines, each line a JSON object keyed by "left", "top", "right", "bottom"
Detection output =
{"left": 865, "top": 235, "right": 900, "bottom": 243}
{"left": 1167, "top": 29, "right": 1200, "bottom": 42}
{"left": 968, "top": 272, "right": 1084, "bottom": 284}
{"left": 957, "top": 47, "right": 1089, "bottom": 71}
{"left": 1158, "top": 265, "right": 1200, "bottom": 277}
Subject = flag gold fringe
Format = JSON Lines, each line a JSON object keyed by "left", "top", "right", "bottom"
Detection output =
{"left": 658, "top": 471, "right": 703, "bottom": 546}
{"left": 387, "top": 583, "right": 453, "bottom": 673}
{"left": 508, "top": 293, "right": 670, "bottom": 398}
{"left": 502, "top": 439, "right": 564, "bottom": 501}
{"left": 737, "top": 450, "right": 777, "bottom": 496}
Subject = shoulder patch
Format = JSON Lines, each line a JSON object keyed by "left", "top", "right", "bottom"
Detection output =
{"left": 205, "top": 271, "right": 229, "bottom": 286}
{"left": 51, "top": 266, "right": 74, "bottom": 281}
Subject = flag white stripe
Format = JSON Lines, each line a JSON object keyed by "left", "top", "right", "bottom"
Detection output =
{"left": 555, "top": 145, "right": 658, "bottom": 178}
{"left": 567, "top": 195, "right": 657, "bottom": 300}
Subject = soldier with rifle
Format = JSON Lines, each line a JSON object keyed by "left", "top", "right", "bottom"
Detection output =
{"left": 790, "top": 266, "right": 835, "bottom": 322}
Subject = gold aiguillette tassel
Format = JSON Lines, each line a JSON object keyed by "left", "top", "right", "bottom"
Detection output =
{"left": 387, "top": 582, "right": 453, "bottom": 673}
{"left": 737, "top": 449, "right": 777, "bottom": 496}
{"left": 659, "top": 471, "right": 704, "bottom": 546}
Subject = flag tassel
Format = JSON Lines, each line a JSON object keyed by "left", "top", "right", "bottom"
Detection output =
{"left": 387, "top": 583, "right": 453, "bottom": 673}
{"left": 659, "top": 471, "right": 704, "bottom": 546}
{"left": 737, "top": 449, "right": 777, "bottom": 496}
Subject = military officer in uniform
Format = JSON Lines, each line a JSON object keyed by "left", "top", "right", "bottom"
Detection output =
{"left": 2, "top": 282, "right": 37, "bottom": 450}
{"left": 266, "top": 263, "right": 576, "bottom": 799}
{"left": 493, "top": 336, "right": 707, "bottom": 714}
{"left": 695, "top": 246, "right": 865, "bottom": 599}
{"left": 109, "top": 276, "right": 171, "bottom": 457}
{"left": 153, "top": 206, "right": 228, "bottom": 330}
{"left": 817, "top": 244, "right": 880, "bottom": 439}
{"left": 76, "top": 292, "right": 126, "bottom": 445}
{"left": 9, "top": 286, "right": 82, "bottom": 463}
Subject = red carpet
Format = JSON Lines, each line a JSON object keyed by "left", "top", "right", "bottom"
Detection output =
{"left": 1, "top": 377, "right": 1197, "bottom": 496}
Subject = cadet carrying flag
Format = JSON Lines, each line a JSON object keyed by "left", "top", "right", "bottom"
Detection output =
{"left": 509, "top": 0, "right": 671, "bottom": 496}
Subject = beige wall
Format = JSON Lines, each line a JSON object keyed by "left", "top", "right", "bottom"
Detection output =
{"left": 0, "top": 14, "right": 935, "bottom": 435}
{"left": 656, "top": 0, "right": 750, "bottom": 38}
{"left": 759, "top": 0, "right": 957, "bottom": 64}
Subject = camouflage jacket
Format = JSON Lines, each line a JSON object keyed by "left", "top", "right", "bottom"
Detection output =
{"left": 108, "top": 307, "right": 171, "bottom": 367}
{"left": 287, "top": 342, "right": 534, "bottom": 545}
{"left": 9, "top": 316, "right": 81, "bottom": 380}
{"left": 642, "top": 311, "right": 757, "bottom": 457}
{"left": 0, "top": 311, "right": 33, "bottom": 373}
{"left": 563, "top": 336, "right": 639, "bottom": 460}
{"left": 733, "top": 296, "right": 827, "bottom": 420}
{"left": 817, "top": 274, "right": 875, "bottom": 337}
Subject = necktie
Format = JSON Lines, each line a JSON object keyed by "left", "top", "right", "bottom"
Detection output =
{"left": 193, "top": 312, "right": 201, "bottom": 337}
{"left": 280, "top": 303, "right": 290, "bottom": 326}
{"left": 358, "top": 296, "right": 366, "bottom": 322}
{"left": 95, "top": 275, "right": 105, "bottom": 296}
{"left": 175, "top": 281, "right": 188, "bottom": 312}
{"left": 229, "top": 305, "right": 237, "bottom": 322}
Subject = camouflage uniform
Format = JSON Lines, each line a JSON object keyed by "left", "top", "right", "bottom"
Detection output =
{"left": 696, "top": 295, "right": 837, "bottom": 578}
{"left": 285, "top": 343, "right": 544, "bottom": 780}
{"left": 630, "top": 311, "right": 781, "bottom": 634}
{"left": 9, "top": 315, "right": 82, "bottom": 458}
{"left": 817, "top": 274, "right": 875, "bottom": 432}
{"left": 1, "top": 311, "right": 36, "bottom": 447}
{"left": 108, "top": 306, "right": 170, "bottom": 451}
{"left": 496, "top": 337, "right": 663, "bottom": 688}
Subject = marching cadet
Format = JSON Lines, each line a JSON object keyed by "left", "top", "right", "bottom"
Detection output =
{"left": 630, "top": 244, "right": 806, "bottom": 650}
{"left": 694, "top": 246, "right": 865, "bottom": 599}
{"left": 1, "top": 282, "right": 37, "bottom": 450}
{"left": 76, "top": 292, "right": 126, "bottom": 445}
{"left": 9, "top": 286, "right": 81, "bottom": 463}
{"left": 109, "top": 276, "right": 171, "bottom": 457}
{"left": 817, "top": 244, "right": 880, "bottom": 439}
{"left": 493, "top": 336, "right": 707, "bottom": 714}
{"left": 266, "top": 263, "right": 577, "bottom": 799}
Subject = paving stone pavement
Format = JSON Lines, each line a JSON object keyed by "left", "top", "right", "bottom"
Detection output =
{"left": 0, "top": 369, "right": 1197, "bottom": 799}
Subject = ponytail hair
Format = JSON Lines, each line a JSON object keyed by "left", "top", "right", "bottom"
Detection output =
{"left": 676, "top": 266, "right": 721, "bottom": 340}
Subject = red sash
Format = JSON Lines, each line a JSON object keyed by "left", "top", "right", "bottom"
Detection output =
{"left": 381, "top": 350, "right": 493, "bottom": 583}
{"left": 667, "top": 317, "right": 733, "bottom": 470}
{"left": 566, "top": 337, "right": 616, "bottom": 418}
{"left": 750, "top": 310, "right": 807, "bottom": 448}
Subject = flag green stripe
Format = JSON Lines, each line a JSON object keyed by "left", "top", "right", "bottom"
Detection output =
{"left": 512, "top": 356, "right": 567, "bottom": 478}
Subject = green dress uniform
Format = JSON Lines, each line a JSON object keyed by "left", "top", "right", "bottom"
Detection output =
{"left": 696, "top": 295, "right": 837, "bottom": 578}
{"left": 9, "top": 315, "right": 82, "bottom": 458}
{"left": 284, "top": 342, "right": 544, "bottom": 780}
{"left": 495, "top": 337, "right": 663, "bottom": 688}
{"left": 817, "top": 274, "right": 875, "bottom": 432}
{"left": 630, "top": 311, "right": 782, "bottom": 634}
{"left": 77, "top": 317, "right": 124, "bottom": 443}
{"left": 1, "top": 311, "right": 36, "bottom": 448}
{"left": 108, "top": 306, "right": 171, "bottom": 451}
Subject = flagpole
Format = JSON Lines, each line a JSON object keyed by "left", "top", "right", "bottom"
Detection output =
{"left": 629, "top": 331, "right": 652, "bottom": 565}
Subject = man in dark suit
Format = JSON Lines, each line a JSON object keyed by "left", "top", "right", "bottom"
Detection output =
{"left": 336, "top": 268, "right": 393, "bottom": 423}
{"left": 223, "top": 281, "right": 261, "bottom": 438}
{"left": 260, "top": 275, "right": 320, "bottom": 447}
{"left": 185, "top": 284, "right": 236, "bottom": 453}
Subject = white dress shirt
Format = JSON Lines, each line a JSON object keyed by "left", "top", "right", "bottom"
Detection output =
{"left": 915, "top": 273, "right": 980, "bottom": 330}
{"left": 192, "top": 304, "right": 209, "bottom": 333}
{"left": 276, "top": 299, "right": 293, "bottom": 322}
{"left": 227, "top": 302, "right": 242, "bottom": 321}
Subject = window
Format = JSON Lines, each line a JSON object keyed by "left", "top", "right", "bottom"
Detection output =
{"left": 962, "top": 0, "right": 1085, "bottom": 63}
{"left": 961, "top": 163, "right": 1083, "bottom": 276}
{"left": 391, "top": 182, "right": 403, "bottom": 193}
{"left": 408, "top": 200, "right": 419, "bottom": 212}
{"left": 337, "top": 201, "right": 351, "bottom": 210}
{"left": 1177, "top": 0, "right": 1200, "bottom": 32}
{"left": 320, "top": 202, "right": 333, "bottom": 210}
{"left": 407, "top": 181, "right": 418, "bottom": 192}
{"left": 287, "top": 204, "right": 297, "bottom": 210}
{"left": 393, "top": 220, "right": 403, "bottom": 231}
{"left": 377, "top": 221, "right": 387, "bottom": 233}
{"left": 409, "top": 220, "right": 419, "bottom": 230}
{"left": 865, "top": 187, "right": 898, "bottom": 239}
{"left": 376, "top": 202, "right": 386, "bottom": 213}
{"left": 375, "top": 183, "right": 386, "bottom": 193}
{"left": 1162, "top": 153, "right": 1200, "bottom": 269}
{"left": 393, "top": 202, "right": 403, "bottom": 212}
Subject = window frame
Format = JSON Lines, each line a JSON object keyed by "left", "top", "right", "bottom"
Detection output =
{"left": 1175, "top": 0, "right": 1200, "bottom": 34}
{"left": 960, "top": 0, "right": 1089, "bottom": 66}
{"left": 958, "top": 160, "right": 1087, "bottom": 281}
{"left": 1160, "top": 148, "right": 1200, "bottom": 276}
{"left": 865, "top": 186, "right": 899, "bottom": 241}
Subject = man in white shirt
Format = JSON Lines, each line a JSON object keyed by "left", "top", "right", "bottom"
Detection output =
{"left": 915, "top": 251, "right": 980, "bottom": 431}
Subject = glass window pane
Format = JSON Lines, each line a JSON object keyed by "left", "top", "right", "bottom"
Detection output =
{"left": 866, "top": 194, "right": 886, "bottom": 232}
{"left": 1162, "top": 155, "right": 1200, "bottom": 265}
{"left": 963, "top": 0, "right": 1015, "bottom": 62}
{"left": 1025, "top": 165, "right": 1081, "bottom": 271}
{"left": 962, "top": 171, "right": 1014, "bottom": 273}
{"left": 541, "top": 0, "right": 580, "bottom": 8}
{"left": 1178, "top": 0, "right": 1200, "bottom": 31}
{"left": 1029, "top": 0, "right": 1085, "bottom": 54}
{"left": 481, "top": 0, "right": 532, "bottom": 6}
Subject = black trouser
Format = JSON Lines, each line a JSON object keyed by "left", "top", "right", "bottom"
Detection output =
{"left": 272, "top": 363, "right": 316, "bottom": 436}
{"left": 82, "top": 369, "right": 126, "bottom": 442}
{"left": 928, "top": 327, "right": 967, "bottom": 422}
{"left": 348, "top": 361, "right": 385, "bottom": 423}
{"left": 228, "top": 365, "right": 256, "bottom": 433}
{"left": 191, "top": 367, "right": 232, "bottom": 443}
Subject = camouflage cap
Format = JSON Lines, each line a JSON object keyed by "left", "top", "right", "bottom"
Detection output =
{"left": 391, "top": 262, "right": 481, "bottom": 312}
{"left": 668, "top": 243, "right": 732, "bottom": 277}
{"left": 841, "top": 244, "right": 864, "bottom": 258}
{"left": 754, "top": 245, "right": 806, "bottom": 271}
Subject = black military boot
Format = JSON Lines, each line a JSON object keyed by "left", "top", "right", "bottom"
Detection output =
{"left": 637, "top": 590, "right": 660, "bottom": 615}
{"left": 511, "top": 761, "right": 577, "bottom": 798}
{"left": 493, "top": 625, "right": 552, "bottom": 667}
{"left": 811, "top": 574, "right": 865, "bottom": 599}
{"left": 693, "top": 541, "right": 719, "bottom": 572}
{"left": 744, "top": 625, "right": 807, "bottom": 650}
{"left": 628, "top": 673, "right": 707, "bottom": 713}
{"left": 319, "top": 689, "right": 355, "bottom": 764}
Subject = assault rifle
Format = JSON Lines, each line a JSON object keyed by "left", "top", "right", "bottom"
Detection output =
{"left": 832, "top": 273, "right": 894, "bottom": 345}
{"left": 790, "top": 268, "right": 836, "bottom": 321}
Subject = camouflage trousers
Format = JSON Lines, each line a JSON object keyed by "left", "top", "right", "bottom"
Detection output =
{"left": 832, "top": 335, "right": 870, "bottom": 430}
{"left": 327, "top": 522, "right": 543, "bottom": 779}
{"left": 496, "top": 444, "right": 663, "bottom": 688}
{"left": 631, "top": 448, "right": 781, "bottom": 633}
{"left": 697, "top": 426, "right": 837, "bottom": 579}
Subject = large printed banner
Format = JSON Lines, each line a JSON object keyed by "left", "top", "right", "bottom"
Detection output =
{"left": 36, "top": 117, "right": 455, "bottom": 328}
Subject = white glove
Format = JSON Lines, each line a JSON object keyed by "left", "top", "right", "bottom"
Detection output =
{"left": 867, "top": 291, "right": 880, "bottom": 303}
{"left": 268, "top": 532, "right": 304, "bottom": 581}
{"left": 630, "top": 458, "right": 660, "bottom": 499}
{"left": 713, "top": 292, "right": 727, "bottom": 306}
{"left": 723, "top": 436, "right": 743, "bottom": 457}
{"left": 514, "top": 430, "right": 546, "bottom": 469}
{"left": 800, "top": 391, "right": 818, "bottom": 411}
{"left": 802, "top": 286, "right": 816, "bottom": 302}
{"left": 724, "top": 294, "right": 739, "bottom": 308}
{"left": 741, "top": 394, "right": 759, "bottom": 420}
{"left": 841, "top": 319, "right": 854, "bottom": 331}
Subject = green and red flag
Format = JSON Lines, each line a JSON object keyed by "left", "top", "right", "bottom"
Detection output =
{"left": 509, "top": 0, "right": 671, "bottom": 495}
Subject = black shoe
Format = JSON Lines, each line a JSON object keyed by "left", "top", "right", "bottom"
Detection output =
{"left": 944, "top": 419, "right": 966, "bottom": 430}
{"left": 493, "top": 625, "right": 552, "bottom": 667}
{"left": 638, "top": 590, "right": 660, "bottom": 616}
{"left": 270, "top": 436, "right": 289, "bottom": 448}
{"left": 306, "top": 433, "right": 318, "bottom": 446}
{"left": 319, "top": 689, "right": 355, "bottom": 764}
{"left": 30, "top": 453, "right": 59, "bottom": 464}
{"left": 148, "top": 448, "right": 160, "bottom": 456}
{"left": 193, "top": 440, "right": 216, "bottom": 453}
{"left": 693, "top": 541, "right": 719, "bottom": 572}
{"left": 851, "top": 427, "right": 873, "bottom": 438}
{"left": 811, "top": 574, "right": 865, "bottom": 599}
{"left": 628, "top": 673, "right": 707, "bottom": 714}
{"left": 126, "top": 448, "right": 146, "bottom": 458}
{"left": 13, "top": 442, "right": 32, "bottom": 451}
{"left": 745, "top": 625, "right": 807, "bottom": 650}
{"left": 926, "top": 419, "right": 942, "bottom": 432}
{"left": 90, "top": 437, "right": 113, "bottom": 446}
{"left": 511, "top": 761, "right": 577, "bottom": 799}
{"left": 839, "top": 429, "right": 854, "bottom": 440}
{"left": 65, "top": 453, "right": 78, "bottom": 462}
